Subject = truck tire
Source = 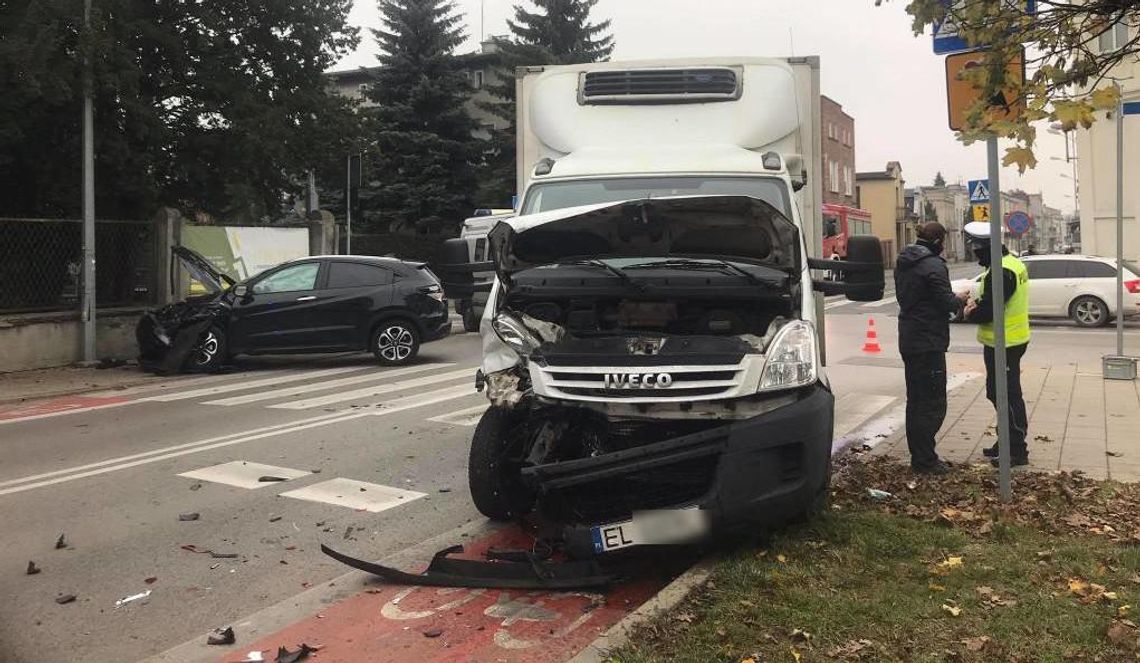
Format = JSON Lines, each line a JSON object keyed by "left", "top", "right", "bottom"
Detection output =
{"left": 469, "top": 407, "right": 534, "bottom": 521}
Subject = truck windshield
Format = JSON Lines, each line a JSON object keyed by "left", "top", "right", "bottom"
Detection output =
{"left": 521, "top": 176, "right": 792, "bottom": 218}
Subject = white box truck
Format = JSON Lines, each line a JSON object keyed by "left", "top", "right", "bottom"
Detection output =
{"left": 438, "top": 57, "right": 883, "bottom": 562}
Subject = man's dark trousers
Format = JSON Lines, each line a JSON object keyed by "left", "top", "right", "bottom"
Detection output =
{"left": 902, "top": 351, "right": 948, "bottom": 470}
{"left": 983, "top": 343, "right": 1029, "bottom": 458}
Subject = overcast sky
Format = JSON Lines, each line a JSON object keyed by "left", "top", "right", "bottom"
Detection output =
{"left": 336, "top": 0, "right": 1077, "bottom": 214}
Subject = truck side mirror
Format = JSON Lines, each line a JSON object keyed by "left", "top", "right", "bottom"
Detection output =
{"left": 232, "top": 284, "right": 249, "bottom": 298}
{"left": 809, "top": 235, "right": 885, "bottom": 302}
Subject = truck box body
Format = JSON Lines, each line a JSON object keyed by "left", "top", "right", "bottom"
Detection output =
{"left": 515, "top": 57, "right": 823, "bottom": 258}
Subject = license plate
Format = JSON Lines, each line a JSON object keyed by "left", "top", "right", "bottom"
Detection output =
{"left": 591, "top": 507, "right": 709, "bottom": 554}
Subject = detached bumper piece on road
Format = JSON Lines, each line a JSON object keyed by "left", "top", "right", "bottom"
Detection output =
{"left": 320, "top": 542, "right": 617, "bottom": 590}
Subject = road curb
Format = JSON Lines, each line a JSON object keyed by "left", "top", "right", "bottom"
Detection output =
{"left": 568, "top": 556, "right": 718, "bottom": 663}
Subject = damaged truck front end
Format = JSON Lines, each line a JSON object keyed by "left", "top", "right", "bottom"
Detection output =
{"left": 465, "top": 196, "right": 859, "bottom": 556}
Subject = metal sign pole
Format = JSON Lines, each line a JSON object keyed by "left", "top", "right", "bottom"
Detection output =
{"left": 81, "top": 0, "right": 96, "bottom": 364}
{"left": 346, "top": 154, "right": 352, "bottom": 255}
{"left": 1116, "top": 92, "right": 1125, "bottom": 358}
{"left": 987, "top": 137, "right": 1012, "bottom": 501}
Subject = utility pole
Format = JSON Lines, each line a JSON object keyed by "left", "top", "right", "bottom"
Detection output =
{"left": 346, "top": 155, "right": 353, "bottom": 255}
{"left": 1115, "top": 88, "right": 1125, "bottom": 358}
{"left": 81, "top": 0, "right": 96, "bottom": 364}
{"left": 987, "top": 137, "right": 1012, "bottom": 502}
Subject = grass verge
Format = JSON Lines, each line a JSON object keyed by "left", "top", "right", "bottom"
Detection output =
{"left": 608, "top": 457, "right": 1140, "bottom": 663}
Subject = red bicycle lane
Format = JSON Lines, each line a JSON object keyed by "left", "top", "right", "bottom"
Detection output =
{"left": 217, "top": 527, "right": 679, "bottom": 663}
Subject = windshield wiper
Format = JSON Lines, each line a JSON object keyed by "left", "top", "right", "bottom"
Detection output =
{"left": 623, "top": 259, "right": 763, "bottom": 285}
{"left": 559, "top": 258, "right": 642, "bottom": 288}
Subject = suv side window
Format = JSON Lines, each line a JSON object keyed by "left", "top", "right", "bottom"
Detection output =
{"left": 326, "top": 262, "right": 393, "bottom": 288}
{"left": 1072, "top": 261, "right": 1117, "bottom": 278}
{"left": 252, "top": 263, "right": 320, "bottom": 294}
{"left": 1026, "top": 260, "right": 1067, "bottom": 279}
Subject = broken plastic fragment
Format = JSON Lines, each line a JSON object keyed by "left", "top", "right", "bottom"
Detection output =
{"left": 867, "top": 488, "right": 893, "bottom": 500}
{"left": 26, "top": 561, "right": 40, "bottom": 575}
{"left": 55, "top": 533, "right": 67, "bottom": 549}
{"left": 210, "top": 551, "right": 239, "bottom": 559}
{"left": 259, "top": 476, "right": 289, "bottom": 483}
{"left": 275, "top": 644, "right": 314, "bottom": 663}
{"left": 240, "top": 652, "right": 265, "bottom": 663}
{"left": 55, "top": 594, "right": 76, "bottom": 605}
{"left": 207, "top": 626, "right": 236, "bottom": 645}
{"left": 115, "top": 589, "right": 152, "bottom": 607}
{"left": 423, "top": 628, "right": 443, "bottom": 638}
{"left": 179, "top": 513, "right": 201, "bottom": 522}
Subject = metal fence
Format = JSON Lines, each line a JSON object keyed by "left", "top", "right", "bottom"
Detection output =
{"left": 0, "top": 218, "right": 157, "bottom": 314}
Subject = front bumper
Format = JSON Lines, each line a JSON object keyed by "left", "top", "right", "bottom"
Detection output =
{"left": 520, "top": 385, "right": 835, "bottom": 554}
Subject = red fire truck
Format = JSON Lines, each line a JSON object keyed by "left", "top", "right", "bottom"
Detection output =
{"left": 822, "top": 203, "right": 872, "bottom": 260}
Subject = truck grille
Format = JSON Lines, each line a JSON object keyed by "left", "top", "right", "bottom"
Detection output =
{"left": 579, "top": 67, "right": 741, "bottom": 105}
{"left": 537, "top": 365, "right": 744, "bottom": 402}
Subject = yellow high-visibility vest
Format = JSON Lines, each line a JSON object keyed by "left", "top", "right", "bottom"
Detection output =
{"left": 977, "top": 254, "right": 1030, "bottom": 347}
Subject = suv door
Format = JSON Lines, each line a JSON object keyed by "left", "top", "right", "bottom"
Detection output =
{"left": 322, "top": 261, "right": 396, "bottom": 348}
{"left": 1024, "top": 259, "right": 1073, "bottom": 317}
{"left": 229, "top": 261, "right": 325, "bottom": 352}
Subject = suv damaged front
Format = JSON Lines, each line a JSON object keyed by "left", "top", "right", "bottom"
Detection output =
{"left": 137, "top": 247, "right": 235, "bottom": 374}
{"left": 470, "top": 196, "right": 834, "bottom": 558}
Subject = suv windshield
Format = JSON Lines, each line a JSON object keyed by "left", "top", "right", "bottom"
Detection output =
{"left": 520, "top": 176, "right": 792, "bottom": 218}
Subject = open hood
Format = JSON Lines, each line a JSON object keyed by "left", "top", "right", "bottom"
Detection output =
{"left": 172, "top": 246, "right": 235, "bottom": 294}
{"left": 488, "top": 196, "right": 800, "bottom": 279}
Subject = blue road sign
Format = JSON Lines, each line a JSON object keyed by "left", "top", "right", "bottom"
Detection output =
{"left": 1124, "top": 102, "right": 1140, "bottom": 116}
{"left": 1006, "top": 210, "right": 1033, "bottom": 237}
{"left": 934, "top": 0, "right": 1037, "bottom": 54}
{"left": 968, "top": 179, "right": 991, "bottom": 203}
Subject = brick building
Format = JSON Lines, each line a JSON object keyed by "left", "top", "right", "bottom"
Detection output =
{"left": 821, "top": 96, "right": 856, "bottom": 208}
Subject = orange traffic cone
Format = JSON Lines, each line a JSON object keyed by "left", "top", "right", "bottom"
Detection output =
{"left": 862, "top": 316, "right": 882, "bottom": 354}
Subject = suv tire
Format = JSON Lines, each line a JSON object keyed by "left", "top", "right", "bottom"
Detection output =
{"left": 371, "top": 321, "right": 420, "bottom": 365}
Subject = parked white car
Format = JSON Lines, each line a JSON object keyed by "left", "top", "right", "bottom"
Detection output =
{"left": 951, "top": 255, "right": 1140, "bottom": 327}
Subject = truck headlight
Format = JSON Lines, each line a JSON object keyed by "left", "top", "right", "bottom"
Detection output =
{"left": 759, "top": 320, "right": 818, "bottom": 391}
{"left": 492, "top": 313, "right": 540, "bottom": 354}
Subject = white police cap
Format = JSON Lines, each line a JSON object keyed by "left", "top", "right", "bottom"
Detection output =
{"left": 963, "top": 221, "right": 999, "bottom": 241}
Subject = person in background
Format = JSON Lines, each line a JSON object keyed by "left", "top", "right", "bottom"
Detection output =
{"left": 895, "top": 221, "right": 963, "bottom": 475}
{"left": 960, "top": 221, "right": 1031, "bottom": 468}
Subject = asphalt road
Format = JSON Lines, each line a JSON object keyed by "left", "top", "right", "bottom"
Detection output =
{"left": 1, "top": 286, "right": 1137, "bottom": 662}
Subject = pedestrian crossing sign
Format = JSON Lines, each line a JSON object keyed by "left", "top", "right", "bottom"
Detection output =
{"left": 968, "top": 179, "right": 990, "bottom": 203}
{"left": 972, "top": 203, "right": 991, "bottom": 222}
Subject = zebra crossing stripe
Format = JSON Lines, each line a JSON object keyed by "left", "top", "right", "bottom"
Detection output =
{"left": 269, "top": 368, "right": 476, "bottom": 410}
{"left": 202, "top": 363, "right": 454, "bottom": 406}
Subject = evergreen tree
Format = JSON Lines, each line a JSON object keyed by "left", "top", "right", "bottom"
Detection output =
{"left": 361, "top": 0, "right": 479, "bottom": 235}
{"left": 477, "top": 0, "right": 614, "bottom": 206}
{"left": 933, "top": 171, "right": 946, "bottom": 187}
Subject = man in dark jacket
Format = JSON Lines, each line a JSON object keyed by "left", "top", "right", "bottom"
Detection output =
{"left": 894, "top": 222, "right": 963, "bottom": 475}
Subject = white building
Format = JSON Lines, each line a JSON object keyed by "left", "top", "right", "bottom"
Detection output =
{"left": 1074, "top": 18, "right": 1140, "bottom": 262}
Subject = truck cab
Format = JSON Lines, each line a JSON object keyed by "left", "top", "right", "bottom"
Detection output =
{"left": 447, "top": 58, "right": 883, "bottom": 556}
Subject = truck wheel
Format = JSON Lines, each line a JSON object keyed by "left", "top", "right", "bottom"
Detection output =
{"left": 462, "top": 307, "right": 480, "bottom": 333}
{"left": 469, "top": 407, "right": 534, "bottom": 521}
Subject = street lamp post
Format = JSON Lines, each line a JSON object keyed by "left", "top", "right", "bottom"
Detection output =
{"left": 81, "top": 0, "right": 96, "bottom": 364}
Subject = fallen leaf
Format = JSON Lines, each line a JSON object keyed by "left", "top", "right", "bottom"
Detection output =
{"left": 790, "top": 628, "right": 812, "bottom": 643}
{"left": 776, "top": 554, "right": 788, "bottom": 564}
{"left": 790, "top": 647, "right": 802, "bottom": 663}
{"left": 1119, "top": 605, "right": 1132, "bottom": 617}
{"left": 975, "top": 586, "right": 995, "bottom": 598}
{"left": 1107, "top": 620, "right": 1134, "bottom": 645}
{"left": 716, "top": 626, "right": 728, "bottom": 638}
{"left": 1069, "top": 578, "right": 1091, "bottom": 596}
{"left": 962, "top": 636, "right": 991, "bottom": 652}
{"left": 942, "top": 603, "right": 963, "bottom": 617}
{"left": 929, "top": 583, "right": 947, "bottom": 592}
{"left": 938, "top": 556, "right": 964, "bottom": 570}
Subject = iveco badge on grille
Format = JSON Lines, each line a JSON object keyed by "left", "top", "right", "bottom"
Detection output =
{"left": 602, "top": 373, "right": 674, "bottom": 389}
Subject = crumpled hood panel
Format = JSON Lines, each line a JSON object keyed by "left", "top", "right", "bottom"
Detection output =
{"left": 489, "top": 196, "right": 800, "bottom": 278}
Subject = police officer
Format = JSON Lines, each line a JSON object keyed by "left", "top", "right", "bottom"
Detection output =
{"left": 895, "top": 222, "right": 962, "bottom": 475}
{"left": 960, "top": 221, "right": 1031, "bottom": 467}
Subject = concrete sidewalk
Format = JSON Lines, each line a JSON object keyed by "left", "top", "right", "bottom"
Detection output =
{"left": 873, "top": 352, "right": 1140, "bottom": 481}
{"left": 0, "top": 362, "right": 171, "bottom": 405}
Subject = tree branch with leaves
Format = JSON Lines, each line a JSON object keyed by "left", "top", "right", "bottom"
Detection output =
{"left": 879, "top": 0, "right": 1139, "bottom": 172}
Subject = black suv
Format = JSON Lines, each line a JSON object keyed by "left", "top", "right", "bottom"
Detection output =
{"left": 137, "top": 247, "right": 450, "bottom": 373}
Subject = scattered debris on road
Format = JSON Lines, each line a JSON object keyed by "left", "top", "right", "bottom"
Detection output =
{"left": 438, "top": 487, "right": 452, "bottom": 493}
{"left": 866, "top": 488, "right": 893, "bottom": 500}
{"left": 240, "top": 651, "right": 265, "bottom": 663}
{"left": 189, "top": 482, "right": 203, "bottom": 491}
{"left": 206, "top": 626, "right": 236, "bottom": 645}
{"left": 423, "top": 628, "right": 444, "bottom": 638}
{"left": 210, "top": 551, "right": 239, "bottom": 559}
{"left": 54, "top": 533, "right": 67, "bottom": 549}
{"left": 25, "top": 561, "right": 40, "bottom": 575}
{"left": 269, "top": 515, "right": 282, "bottom": 523}
{"left": 115, "top": 589, "right": 152, "bottom": 607}
{"left": 180, "top": 543, "right": 239, "bottom": 558}
{"left": 259, "top": 476, "right": 289, "bottom": 483}
{"left": 178, "top": 512, "right": 200, "bottom": 521}
{"left": 144, "top": 576, "right": 157, "bottom": 584}
{"left": 54, "top": 594, "right": 76, "bottom": 605}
